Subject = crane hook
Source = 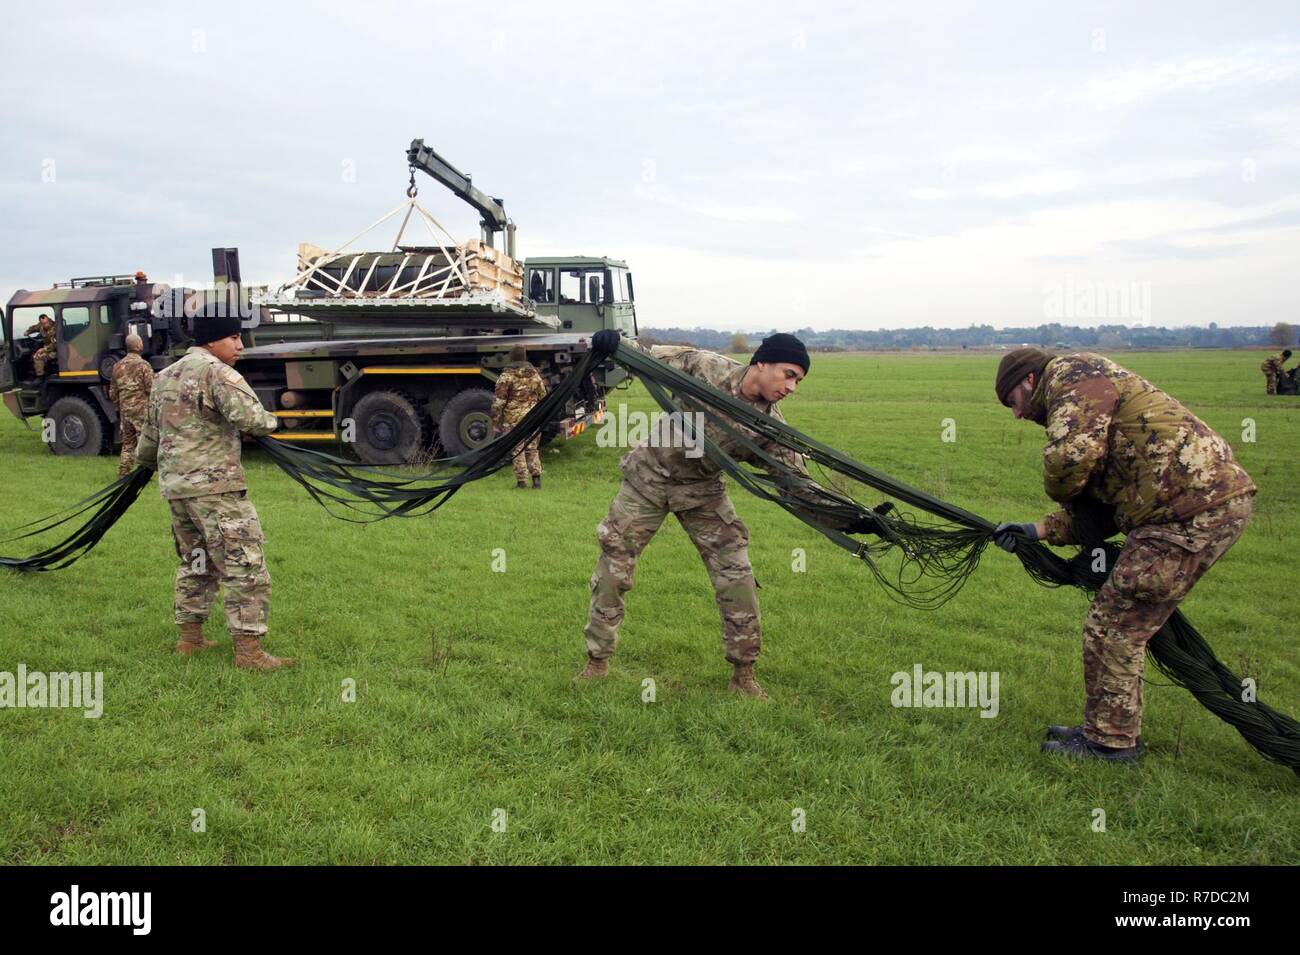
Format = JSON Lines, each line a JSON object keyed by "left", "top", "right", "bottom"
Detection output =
{"left": 406, "top": 166, "right": 418, "bottom": 199}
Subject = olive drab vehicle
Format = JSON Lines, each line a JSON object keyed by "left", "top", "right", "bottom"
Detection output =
{"left": 1, "top": 272, "right": 170, "bottom": 455}
{"left": 2, "top": 141, "right": 639, "bottom": 464}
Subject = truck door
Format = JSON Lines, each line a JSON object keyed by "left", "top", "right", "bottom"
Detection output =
{"left": 56, "top": 304, "right": 112, "bottom": 377}
{"left": 607, "top": 266, "right": 637, "bottom": 337}
{"left": 527, "top": 266, "right": 557, "bottom": 322}
{"left": 557, "top": 267, "right": 606, "bottom": 332}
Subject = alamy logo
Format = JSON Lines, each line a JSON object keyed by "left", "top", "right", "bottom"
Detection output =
{"left": 0, "top": 665, "right": 103, "bottom": 718}
{"left": 595, "top": 404, "right": 706, "bottom": 458}
{"left": 890, "top": 664, "right": 1000, "bottom": 718}
{"left": 50, "top": 885, "right": 151, "bottom": 935}
{"left": 1042, "top": 277, "right": 1152, "bottom": 322}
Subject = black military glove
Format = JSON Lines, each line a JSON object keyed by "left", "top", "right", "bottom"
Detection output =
{"left": 844, "top": 515, "right": 880, "bottom": 535}
{"left": 993, "top": 521, "right": 1038, "bottom": 552}
{"left": 845, "top": 502, "right": 895, "bottom": 535}
{"left": 591, "top": 329, "right": 622, "bottom": 357}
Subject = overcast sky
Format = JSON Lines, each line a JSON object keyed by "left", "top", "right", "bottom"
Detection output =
{"left": 2, "top": 1, "right": 1297, "bottom": 331}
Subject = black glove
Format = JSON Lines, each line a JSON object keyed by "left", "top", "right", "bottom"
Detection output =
{"left": 591, "top": 329, "right": 622, "bottom": 357}
{"left": 993, "top": 521, "right": 1037, "bottom": 552}
{"left": 844, "top": 515, "right": 880, "bottom": 535}
{"left": 845, "top": 502, "right": 895, "bottom": 535}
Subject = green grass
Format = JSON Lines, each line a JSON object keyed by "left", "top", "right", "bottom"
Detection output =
{"left": 0, "top": 349, "right": 1297, "bottom": 865}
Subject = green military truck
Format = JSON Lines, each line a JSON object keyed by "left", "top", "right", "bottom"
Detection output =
{"left": 1, "top": 252, "right": 637, "bottom": 464}
{"left": 1, "top": 141, "right": 639, "bottom": 464}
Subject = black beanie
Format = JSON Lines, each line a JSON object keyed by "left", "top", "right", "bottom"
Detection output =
{"left": 995, "top": 347, "right": 1052, "bottom": 406}
{"left": 750, "top": 333, "right": 810, "bottom": 374}
{"left": 192, "top": 315, "right": 242, "bottom": 344}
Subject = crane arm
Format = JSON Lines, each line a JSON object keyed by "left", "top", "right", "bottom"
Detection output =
{"left": 406, "top": 139, "right": 510, "bottom": 233}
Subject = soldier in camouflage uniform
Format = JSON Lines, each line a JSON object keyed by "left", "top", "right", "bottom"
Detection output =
{"left": 1261, "top": 350, "right": 1291, "bottom": 395}
{"left": 24, "top": 314, "right": 56, "bottom": 377}
{"left": 134, "top": 316, "right": 292, "bottom": 670}
{"left": 993, "top": 348, "right": 1255, "bottom": 762}
{"left": 578, "top": 330, "right": 840, "bottom": 699}
{"left": 491, "top": 344, "right": 548, "bottom": 488}
{"left": 108, "top": 334, "right": 155, "bottom": 478}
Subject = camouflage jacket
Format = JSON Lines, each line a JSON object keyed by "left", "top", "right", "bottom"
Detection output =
{"left": 1261, "top": 354, "right": 1285, "bottom": 375}
{"left": 25, "top": 321, "right": 55, "bottom": 347}
{"left": 490, "top": 362, "right": 547, "bottom": 430}
{"left": 1033, "top": 353, "right": 1255, "bottom": 545}
{"left": 620, "top": 342, "right": 814, "bottom": 504}
{"left": 134, "top": 347, "right": 278, "bottom": 500}
{"left": 108, "top": 353, "right": 155, "bottom": 423}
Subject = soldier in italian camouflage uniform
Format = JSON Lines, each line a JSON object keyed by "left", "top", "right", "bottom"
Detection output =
{"left": 108, "top": 334, "right": 155, "bottom": 478}
{"left": 24, "top": 314, "right": 56, "bottom": 377}
{"left": 491, "top": 344, "right": 548, "bottom": 488}
{"left": 993, "top": 348, "right": 1255, "bottom": 762}
{"left": 578, "top": 330, "right": 836, "bottom": 699}
{"left": 134, "top": 315, "right": 292, "bottom": 670}
{"left": 1261, "top": 350, "right": 1291, "bottom": 395}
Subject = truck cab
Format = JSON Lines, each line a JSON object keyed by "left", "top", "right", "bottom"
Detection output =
{"left": 525, "top": 256, "right": 636, "bottom": 338}
{"left": 2, "top": 275, "right": 168, "bottom": 454}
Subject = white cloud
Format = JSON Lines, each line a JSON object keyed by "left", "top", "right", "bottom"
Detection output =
{"left": 1060, "top": 46, "right": 1300, "bottom": 109}
{"left": 977, "top": 172, "right": 1085, "bottom": 199}
{"left": 631, "top": 183, "right": 799, "bottom": 224}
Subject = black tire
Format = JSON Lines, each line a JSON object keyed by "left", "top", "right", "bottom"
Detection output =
{"left": 348, "top": 389, "right": 430, "bottom": 465}
{"left": 46, "top": 394, "right": 112, "bottom": 456}
{"left": 438, "top": 388, "right": 495, "bottom": 457}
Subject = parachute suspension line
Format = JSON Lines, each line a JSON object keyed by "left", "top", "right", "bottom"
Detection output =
{"left": 2, "top": 341, "right": 1296, "bottom": 774}
{"left": 612, "top": 341, "right": 1300, "bottom": 775}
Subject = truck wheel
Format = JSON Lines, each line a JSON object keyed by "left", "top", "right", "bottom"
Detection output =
{"left": 46, "top": 395, "right": 111, "bottom": 456}
{"left": 438, "top": 388, "right": 495, "bottom": 457}
{"left": 349, "top": 389, "right": 430, "bottom": 465}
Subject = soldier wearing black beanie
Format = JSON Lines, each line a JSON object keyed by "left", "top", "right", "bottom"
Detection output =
{"left": 750, "top": 332, "right": 810, "bottom": 374}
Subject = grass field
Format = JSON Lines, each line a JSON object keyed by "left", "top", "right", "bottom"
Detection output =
{"left": 1, "top": 349, "right": 1297, "bottom": 865}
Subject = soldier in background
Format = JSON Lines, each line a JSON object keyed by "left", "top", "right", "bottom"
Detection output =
{"left": 490, "top": 344, "right": 548, "bottom": 489}
{"left": 1261, "top": 349, "right": 1292, "bottom": 395}
{"left": 992, "top": 348, "right": 1255, "bottom": 763}
{"left": 24, "top": 314, "right": 56, "bottom": 377}
{"left": 108, "top": 334, "right": 154, "bottom": 478}
{"left": 134, "top": 316, "right": 292, "bottom": 670}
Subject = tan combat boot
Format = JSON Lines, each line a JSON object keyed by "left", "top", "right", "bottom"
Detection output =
{"left": 175, "top": 622, "right": 217, "bottom": 655}
{"left": 574, "top": 655, "right": 609, "bottom": 681}
{"left": 232, "top": 632, "right": 295, "bottom": 671}
{"left": 728, "top": 663, "right": 769, "bottom": 700}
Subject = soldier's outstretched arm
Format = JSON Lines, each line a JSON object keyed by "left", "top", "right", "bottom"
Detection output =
{"left": 210, "top": 367, "right": 278, "bottom": 436}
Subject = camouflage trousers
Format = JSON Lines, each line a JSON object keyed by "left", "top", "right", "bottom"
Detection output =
{"left": 168, "top": 491, "right": 272, "bottom": 637}
{"left": 1082, "top": 494, "right": 1253, "bottom": 749}
{"left": 508, "top": 428, "right": 542, "bottom": 482}
{"left": 1264, "top": 372, "right": 1278, "bottom": 395}
{"left": 117, "top": 414, "right": 144, "bottom": 478}
{"left": 32, "top": 344, "right": 55, "bottom": 376}
{"left": 584, "top": 477, "right": 760, "bottom": 665}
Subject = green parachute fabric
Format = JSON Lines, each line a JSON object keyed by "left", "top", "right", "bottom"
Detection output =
{"left": 2, "top": 340, "right": 1297, "bottom": 775}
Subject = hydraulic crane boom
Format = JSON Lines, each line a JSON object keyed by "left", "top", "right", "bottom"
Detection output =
{"left": 406, "top": 138, "right": 517, "bottom": 259}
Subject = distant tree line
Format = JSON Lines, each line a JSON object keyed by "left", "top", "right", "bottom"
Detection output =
{"left": 639, "top": 322, "right": 1297, "bottom": 351}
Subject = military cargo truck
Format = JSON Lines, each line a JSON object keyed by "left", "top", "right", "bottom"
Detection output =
{"left": 1, "top": 141, "right": 639, "bottom": 464}
{"left": 1, "top": 251, "right": 636, "bottom": 464}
